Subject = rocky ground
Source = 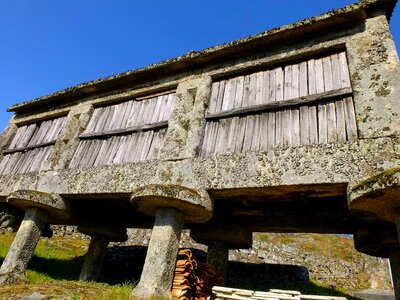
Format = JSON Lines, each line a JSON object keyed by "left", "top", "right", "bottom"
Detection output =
{"left": 52, "top": 226, "right": 393, "bottom": 292}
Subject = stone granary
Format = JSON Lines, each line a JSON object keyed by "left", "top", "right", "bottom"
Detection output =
{"left": 0, "top": 0, "right": 399, "bottom": 298}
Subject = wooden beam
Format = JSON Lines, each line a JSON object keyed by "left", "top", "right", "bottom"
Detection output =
{"left": 2, "top": 141, "right": 56, "bottom": 154}
{"left": 205, "top": 87, "right": 352, "bottom": 120}
{"left": 79, "top": 120, "right": 168, "bottom": 140}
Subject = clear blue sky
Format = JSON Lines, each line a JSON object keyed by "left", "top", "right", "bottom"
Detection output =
{"left": 0, "top": 0, "right": 399, "bottom": 132}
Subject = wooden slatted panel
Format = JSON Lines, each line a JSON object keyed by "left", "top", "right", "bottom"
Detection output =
{"left": 69, "top": 128, "right": 167, "bottom": 168}
{"left": 7, "top": 117, "right": 66, "bottom": 150}
{"left": 0, "top": 116, "right": 67, "bottom": 175}
{"left": 201, "top": 51, "right": 357, "bottom": 157}
{"left": 208, "top": 51, "right": 351, "bottom": 114}
{"left": 200, "top": 97, "right": 357, "bottom": 157}
{"left": 84, "top": 92, "right": 176, "bottom": 135}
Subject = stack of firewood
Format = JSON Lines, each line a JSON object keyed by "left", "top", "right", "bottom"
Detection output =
{"left": 172, "top": 249, "right": 224, "bottom": 300}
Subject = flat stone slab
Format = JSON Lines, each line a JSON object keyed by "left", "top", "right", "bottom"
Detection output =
{"left": 348, "top": 167, "right": 400, "bottom": 222}
{"left": 7, "top": 190, "right": 71, "bottom": 220}
{"left": 131, "top": 184, "right": 213, "bottom": 223}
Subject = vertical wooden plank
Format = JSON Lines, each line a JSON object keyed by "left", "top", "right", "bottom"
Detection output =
{"left": 291, "top": 108, "right": 300, "bottom": 147}
{"left": 233, "top": 76, "right": 244, "bottom": 109}
{"left": 275, "top": 111, "right": 283, "bottom": 147}
{"left": 139, "top": 130, "right": 153, "bottom": 161}
{"left": 339, "top": 52, "right": 351, "bottom": 88}
{"left": 42, "top": 119, "right": 56, "bottom": 143}
{"left": 120, "top": 100, "right": 134, "bottom": 129}
{"left": 84, "top": 108, "right": 101, "bottom": 134}
{"left": 200, "top": 122, "right": 212, "bottom": 156}
{"left": 215, "top": 118, "right": 229, "bottom": 155}
{"left": 0, "top": 155, "right": 10, "bottom": 174}
{"left": 300, "top": 106, "right": 310, "bottom": 145}
{"left": 98, "top": 106, "right": 111, "bottom": 132}
{"left": 259, "top": 113, "right": 269, "bottom": 151}
{"left": 335, "top": 99, "right": 347, "bottom": 142}
{"left": 267, "top": 112, "right": 276, "bottom": 148}
{"left": 215, "top": 80, "right": 226, "bottom": 114}
{"left": 255, "top": 72, "right": 264, "bottom": 105}
{"left": 113, "top": 102, "right": 128, "bottom": 130}
{"left": 222, "top": 78, "right": 236, "bottom": 111}
{"left": 150, "top": 97, "right": 163, "bottom": 124}
{"left": 282, "top": 109, "right": 292, "bottom": 147}
{"left": 126, "top": 133, "right": 139, "bottom": 163}
{"left": 234, "top": 116, "right": 247, "bottom": 153}
{"left": 344, "top": 97, "right": 358, "bottom": 141}
{"left": 226, "top": 117, "right": 239, "bottom": 153}
{"left": 20, "top": 124, "right": 37, "bottom": 148}
{"left": 299, "top": 61, "right": 308, "bottom": 97}
{"left": 268, "top": 69, "right": 276, "bottom": 101}
{"left": 9, "top": 126, "right": 26, "bottom": 149}
{"left": 241, "top": 75, "right": 250, "bottom": 108}
{"left": 145, "top": 98, "right": 158, "bottom": 125}
{"left": 164, "top": 93, "right": 177, "bottom": 121}
{"left": 323, "top": 56, "right": 334, "bottom": 92}
{"left": 208, "top": 82, "right": 220, "bottom": 114}
{"left": 283, "top": 65, "right": 292, "bottom": 100}
{"left": 309, "top": 106, "right": 319, "bottom": 145}
{"left": 318, "top": 104, "right": 328, "bottom": 144}
{"left": 205, "top": 121, "right": 218, "bottom": 156}
{"left": 315, "top": 58, "right": 325, "bottom": 93}
{"left": 291, "top": 64, "right": 300, "bottom": 99}
{"left": 127, "top": 101, "right": 140, "bottom": 127}
{"left": 307, "top": 59, "right": 316, "bottom": 95}
{"left": 262, "top": 71, "right": 271, "bottom": 104}
{"left": 93, "top": 107, "right": 107, "bottom": 132}
{"left": 326, "top": 101, "right": 338, "bottom": 143}
{"left": 248, "top": 73, "right": 257, "bottom": 107}
{"left": 40, "top": 147, "right": 54, "bottom": 171}
{"left": 275, "top": 67, "right": 284, "bottom": 101}
{"left": 251, "top": 114, "right": 261, "bottom": 151}
{"left": 243, "top": 115, "right": 255, "bottom": 152}
{"left": 331, "top": 54, "right": 342, "bottom": 90}
{"left": 113, "top": 136, "right": 128, "bottom": 164}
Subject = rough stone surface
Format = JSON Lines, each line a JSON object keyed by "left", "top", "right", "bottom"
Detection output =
{"left": 0, "top": 208, "right": 48, "bottom": 285}
{"left": 348, "top": 167, "right": 400, "bottom": 222}
{"left": 160, "top": 76, "right": 212, "bottom": 160}
{"left": 131, "top": 184, "right": 213, "bottom": 223}
{"left": 7, "top": 190, "right": 71, "bottom": 221}
{"left": 79, "top": 235, "right": 109, "bottom": 282}
{"left": 131, "top": 208, "right": 184, "bottom": 299}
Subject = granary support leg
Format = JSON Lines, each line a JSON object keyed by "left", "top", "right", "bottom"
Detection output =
{"left": 0, "top": 207, "right": 48, "bottom": 285}
{"left": 389, "top": 254, "right": 400, "bottom": 300}
{"left": 79, "top": 235, "right": 109, "bottom": 282}
{"left": 77, "top": 223, "right": 127, "bottom": 282}
{"left": 0, "top": 190, "right": 70, "bottom": 286}
{"left": 207, "top": 241, "right": 229, "bottom": 279}
{"left": 131, "top": 207, "right": 184, "bottom": 299}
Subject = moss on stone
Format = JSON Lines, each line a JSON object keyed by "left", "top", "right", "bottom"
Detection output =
{"left": 351, "top": 166, "right": 400, "bottom": 192}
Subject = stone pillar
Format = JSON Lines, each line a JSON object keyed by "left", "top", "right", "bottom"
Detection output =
{"left": 207, "top": 241, "right": 229, "bottom": 279}
{"left": 0, "top": 190, "right": 70, "bottom": 286}
{"left": 131, "top": 207, "right": 184, "bottom": 299}
{"left": 390, "top": 254, "right": 400, "bottom": 300}
{"left": 79, "top": 235, "right": 109, "bottom": 282}
{"left": 0, "top": 207, "right": 48, "bottom": 285}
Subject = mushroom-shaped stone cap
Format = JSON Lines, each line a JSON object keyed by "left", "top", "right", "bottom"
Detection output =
{"left": 7, "top": 190, "right": 71, "bottom": 220}
{"left": 354, "top": 226, "right": 399, "bottom": 258}
{"left": 78, "top": 223, "right": 128, "bottom": 242}
{"left": 348, "top": 167, "right": 400, "bottom": 222}
{"left": 191, "top": 223, "right": 252, "bottom": 249}
{"left": 131, "top": 184, "right": 213, "bottom": 223}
